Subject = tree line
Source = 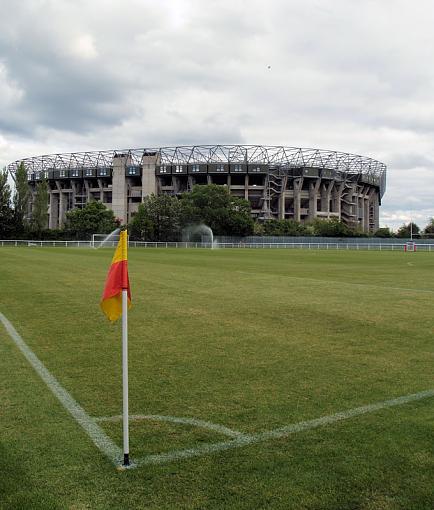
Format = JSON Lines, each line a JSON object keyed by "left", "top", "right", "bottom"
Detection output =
{"left": 1, "top": 164, "right": 433, "bottom": 239}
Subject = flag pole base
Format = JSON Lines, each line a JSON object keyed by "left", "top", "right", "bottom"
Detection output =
{"left": 123, "top": 453, "right": 130, "bottom": 466}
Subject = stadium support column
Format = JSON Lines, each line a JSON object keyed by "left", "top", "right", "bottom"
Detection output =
{"left": 278, "top": 175, "right": 288, "bottom": 220}
{"left": 71, "top": 181, "right": 77, "bottom": 210}
{"left": 370, "top": 192, "right": 380, "bottom": 231}
{"left": 112, "top": 155, "right": 129, "bottom": 224}
{"left": 48, "top": 189, "right": 59, "bottom": 229}
{"left": 141, "top": 153, "right": 158, "bottom": 200}
{"left": 332, "top": 182, "right": 344, "bottom": 218}
{"left": 188, "top": 175, "right": 194, "bottom": 192}
{"left": 308, "top": 178, "right": 321, "bottom": 221}
{"left": 363, "top": 187, "right": 370, "bottom": 232}
{"left": 55, "top": 182, "right": 66, "bottom": 228}
{"left": 320, "top": 181, "right": 333, "bottom": 217}
{"left": 97, "top": 179, "right": 104, "bottom": 201}
{"left": 293, "top": 177, "right": 303, "bottom": 222}
{"left": 84, "top": 180, "right": 91, "bottom": 202}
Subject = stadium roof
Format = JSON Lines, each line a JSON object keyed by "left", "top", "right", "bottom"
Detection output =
{"left": 7, "top": 144, "right": 386, "bottom": 195}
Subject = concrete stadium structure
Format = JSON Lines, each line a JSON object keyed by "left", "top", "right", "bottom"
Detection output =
{"left": 8, "top": 145, "right": 386, "bottom": 232}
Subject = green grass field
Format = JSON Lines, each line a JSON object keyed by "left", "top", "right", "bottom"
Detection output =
{"left": 0, "top": 247, "right": 433, "bottom": 509}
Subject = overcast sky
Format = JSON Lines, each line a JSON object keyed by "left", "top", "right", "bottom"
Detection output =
{"left": 1, "top": 0, "right": 433, "bottom": 230}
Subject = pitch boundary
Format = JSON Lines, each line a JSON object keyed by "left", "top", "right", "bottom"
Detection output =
{"left": 0, "top": 312, "right": 123, "bottom": 467}
{"left": 1, "top": 312, "right": 433, "bottom": 470}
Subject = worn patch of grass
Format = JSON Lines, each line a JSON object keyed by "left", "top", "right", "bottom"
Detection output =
{"left": 0, "top": 247, "right": 433, "bottom": 509}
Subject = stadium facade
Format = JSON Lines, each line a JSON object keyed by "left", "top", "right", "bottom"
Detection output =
{"left": 7, "top": 145, "right": 386, "bottom": 232}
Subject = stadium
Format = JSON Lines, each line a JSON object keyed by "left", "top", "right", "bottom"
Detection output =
{"left": 8, "top": 144, "right": 387, "bottom": 232}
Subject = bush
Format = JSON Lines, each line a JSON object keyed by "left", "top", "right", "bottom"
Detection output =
{"left": 262, "top": 219, "right": 308, "bottom": 236}
{"left": 374, "top": 227, "right": 393, "bottom": 238}
{"left": 65, "top": 201, "right": 119, "bottom": 239}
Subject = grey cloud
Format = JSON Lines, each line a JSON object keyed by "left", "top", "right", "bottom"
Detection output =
{"left": 386, "top": 153, "right": 434, "bottom": 171}
{"left": 1, "top": 0, "right": 434, "bottom": 230}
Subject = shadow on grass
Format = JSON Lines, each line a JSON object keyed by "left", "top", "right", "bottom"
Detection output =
{"left": 0, "top": 443, "right": 61, "bottom": 510}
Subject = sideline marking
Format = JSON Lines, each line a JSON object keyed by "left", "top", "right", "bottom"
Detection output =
{"left": 0, "top": 312, "right": 122, "bottom": 467}
{"left": 133, "top": 388, "right": 434, "bottom": 467}
{"left": 95, "top": 414, "right": 247, "bottom": 438}
{"left": 1, "top": 312, "right": 433, "bottom": 469}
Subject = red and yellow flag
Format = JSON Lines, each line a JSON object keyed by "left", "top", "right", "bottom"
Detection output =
{"left": 100, "top": 230, "right": 132, "bottom": 321}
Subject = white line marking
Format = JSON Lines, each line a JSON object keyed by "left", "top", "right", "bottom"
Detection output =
{"left": 95, "top": 414, "right": 248, "bottom": 438}
{"left": 2, "top": 313, "right": 433, "bottom": 470}
{"left": 133, "top": 389, "right": 434, "bottom": 467}
{"left": 0, "top": 312, "right": 123, "bottom": 467}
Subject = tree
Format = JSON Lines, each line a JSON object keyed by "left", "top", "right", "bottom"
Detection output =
{"left": 65, "top": 201, "right": 119, "bottom": 239}
{"left": 374, "top": 227, "right": 393, "bottom": 238}
{"left": 395, "top": 222, "right": 420, "bottom": 238}
{"left": 310, "top": 218, "right": 368, "bottom": 237}
{"left": 129, "top": 202, "right": 155, "bottom": 241}
{"left": 13, "top": 162, "right": 30, "bottom": 233}
{"left": 0, "top": 168, "right": 14, "bottom": 238}
{"left": 180, "top": 184, "right": 254, "bottom": 236}
{"left": 253, "top": 221, "right": 265, "bottom": 235}
{"left": 262, "top": 219, "right": 308, "bottom": 236}
{"left": 129, "top": 194, "right": 182, "bottom": 241}
{"left": 311, "top": 218, "right": 351, "bottom": 237}
{"left": 423, "top": 218, "right": 434, "bottom": 236}
{"left": 31, "top": 179, "right": 49, "bottom": 232}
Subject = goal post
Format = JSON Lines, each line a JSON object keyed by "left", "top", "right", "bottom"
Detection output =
{"left": 404, "top": 242, "right": 416, "bottom": 252}
{"left": 92, "top": 233, "right": 129, "bottom": 249}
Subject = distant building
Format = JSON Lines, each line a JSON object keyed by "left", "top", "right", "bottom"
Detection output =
{"left": 8, "top": 144, "right": 386, "bottom": 232}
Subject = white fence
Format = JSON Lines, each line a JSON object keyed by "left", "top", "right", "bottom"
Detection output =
{"left": 1, "top": 239, "right": 434, "bottom": 251}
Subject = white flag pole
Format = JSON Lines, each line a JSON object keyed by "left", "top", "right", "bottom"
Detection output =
{"left": 122, "top": 288, "right": 130, "bottom": 466}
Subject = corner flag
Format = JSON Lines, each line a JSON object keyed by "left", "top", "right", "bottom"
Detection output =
{"left": 100, "top": 230, "right": 132, "bottom": 321}
{"left": 100, "top": 229, "right": 132, "bottom": 466}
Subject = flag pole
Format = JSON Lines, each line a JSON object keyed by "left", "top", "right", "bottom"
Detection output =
{"left": 100, "top": 228, "right": 131, "bottom": 467}
{"left": 122, "top": 287, "right": 130, "bottom": 466}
